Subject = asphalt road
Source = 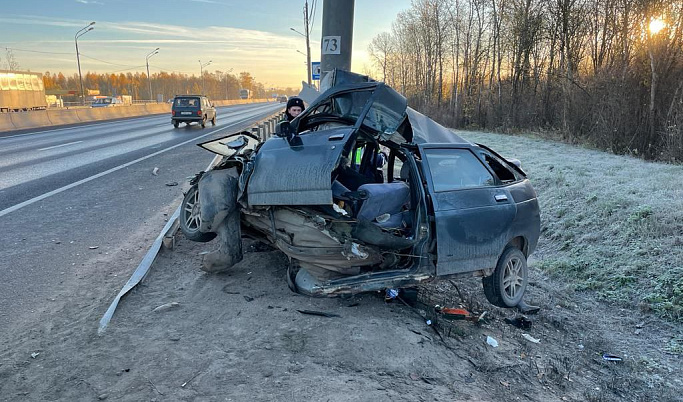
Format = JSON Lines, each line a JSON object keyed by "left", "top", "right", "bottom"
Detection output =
{"left": 0, "top": 102, "right": 283, "bottom": 334}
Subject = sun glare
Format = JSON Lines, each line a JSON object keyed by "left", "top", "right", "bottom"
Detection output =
{"left": 649, "top": 18, "right": 666, "bottom": 35}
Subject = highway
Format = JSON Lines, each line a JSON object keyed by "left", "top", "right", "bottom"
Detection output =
{"left": 0, "top": 102, "right": 282, "bottom": 335}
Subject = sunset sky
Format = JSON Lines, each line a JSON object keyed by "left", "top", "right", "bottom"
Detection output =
{"left": 0, "top": 0, "right": 410, "bottom": 88}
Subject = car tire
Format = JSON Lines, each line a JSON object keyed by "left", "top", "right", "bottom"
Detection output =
{"left": 211, "top": 115, "right": 216, "bottom": 126}
{"left": 201, "top": 116, "right": 206, "bottom": 128}
{"left": 482, "top": 247, "right": 528, "bottom": 308}
{"left": 173, "top": 121, "right": 179, "bottom": 128}
{"left": 180, "top": 184, "right": 216, "bottom": 242}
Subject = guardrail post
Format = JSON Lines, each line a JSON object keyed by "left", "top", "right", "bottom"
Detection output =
{"left": 251, "top": 126, "right": 260, "bottom": 140}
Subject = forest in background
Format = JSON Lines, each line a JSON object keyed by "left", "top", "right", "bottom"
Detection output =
{"left": 39, "top": 70, "right": 298, "bottom": 102}
{"left": 367, "top": 0, "right": 683, "bottom": 162}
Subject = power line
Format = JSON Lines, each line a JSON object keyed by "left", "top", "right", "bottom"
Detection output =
{"left": 78, "top": 53, "right": 140, "bottom": 67}
{"left": 1, "top": 46, "right": 72, "bottom": 55}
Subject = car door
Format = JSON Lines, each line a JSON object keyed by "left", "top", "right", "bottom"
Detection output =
{"left": 419, "top": 144, "right": 517, "bottom": 276}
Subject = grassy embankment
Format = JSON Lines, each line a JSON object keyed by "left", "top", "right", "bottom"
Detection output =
{"left": 460, "top": 131, "right": 683, "bottom": 323}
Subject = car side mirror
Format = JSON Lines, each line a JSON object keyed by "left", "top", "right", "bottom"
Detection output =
{"left": 276, "top": 121, "right": 291, "bottom": 138}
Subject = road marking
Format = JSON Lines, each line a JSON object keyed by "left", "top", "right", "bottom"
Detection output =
{"left": 0, "top": 103, "right": 272, "bottom": 140}
{"left": 0, "top": 110, "right": 276, "bottom": 218}
{"left": 38, "top": 141, "right": 83, "bottom": 151}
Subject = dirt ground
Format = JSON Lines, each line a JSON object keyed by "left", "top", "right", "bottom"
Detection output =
{"left": 2, "top": 127, "right": 683, "bottom": 401}
{"left": 1, "top": 224, "right": 681, "bottom": 401}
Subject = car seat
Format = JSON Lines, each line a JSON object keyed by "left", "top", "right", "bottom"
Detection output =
{"left": 355, "top": 182, "right": 410, "bottom": 229}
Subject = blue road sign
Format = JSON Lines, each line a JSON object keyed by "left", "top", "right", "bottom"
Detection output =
{"left": 311, "top": 61, "right": 321, "bottom": 80}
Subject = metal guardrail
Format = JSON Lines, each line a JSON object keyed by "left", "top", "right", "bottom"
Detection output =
{"left": 97, "top": 107, "right": 286, "bottom": 334}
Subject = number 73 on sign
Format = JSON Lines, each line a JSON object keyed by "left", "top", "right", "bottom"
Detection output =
{"left": 322, "top": 36, "right": 341, "bottom": 55}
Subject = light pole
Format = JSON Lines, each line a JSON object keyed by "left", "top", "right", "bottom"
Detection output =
{"left": 146, "top": 47, "right": 159, "bottom": 102}
{"left": 224, "top": 68, "right": 233, "bottom": 100}
{"left": 290, "top": 1, "right": 311, "bottom": 85}
{"left": 199, "top": 60, "right": 212, "bottom": 94}
{"left": 75, "top": 21, "right": 95, "bottom": 106}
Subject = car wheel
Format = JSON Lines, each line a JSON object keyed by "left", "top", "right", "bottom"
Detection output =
{"left": 173, "top": 121, "right": 179, "bottom": 128}
{"left": 211, "top": 115, "right": 216, "bottom": 126}
{"left": 180, "top": 184, "right": 217, "bottom": 242}
{"left": 201, "top": 116, "right": 207, "bottom": 128}
{"left": 482, "top": 247, "right": 528, "bottom": 308}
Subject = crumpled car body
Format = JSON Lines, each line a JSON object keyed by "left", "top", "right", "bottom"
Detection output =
{"left": 189, "top": 70, "right": 541, "bottom": 307}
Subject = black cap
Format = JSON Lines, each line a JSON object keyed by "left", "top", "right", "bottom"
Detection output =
{"left": 286, "top": 97, "right": 305, "bottom": 110}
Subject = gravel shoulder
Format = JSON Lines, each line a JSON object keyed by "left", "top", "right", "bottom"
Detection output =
{"left": 1, "top": 131, "right": 681, "bottom": 402}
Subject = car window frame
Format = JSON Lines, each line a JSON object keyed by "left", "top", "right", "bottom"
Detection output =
{"left": 421, "top": 147, "right": 498, "bottom": 193}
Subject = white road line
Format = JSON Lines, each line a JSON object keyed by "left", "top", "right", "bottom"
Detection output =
{"left": 38, "top": 141, "right": 83, "bottom": 151}
{"left": 0, "top": 103, "right": 270, "bottom": 140}
{"left": 0, "top": 112, "right": 268, "bottom": 218}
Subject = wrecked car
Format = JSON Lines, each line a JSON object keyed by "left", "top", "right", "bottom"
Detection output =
{"left": 179, "top": 70, "right": 540, "bottom": 309}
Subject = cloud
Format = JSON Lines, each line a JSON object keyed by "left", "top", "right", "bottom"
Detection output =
{"left": 75, "top": 0, "right": 103, "bottom": 4}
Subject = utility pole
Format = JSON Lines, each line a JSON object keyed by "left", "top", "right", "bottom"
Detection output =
{"left": 146, "top": 48, "right": 159, "bottom": 102}
{"left": 320, "top": 0, "right": 354, "bottom": 81}
{"left": 75, "top": 22, "right": 95, "bottom": 106}
{"left": 290, "top": 0, "right": 312, "bottom": 86}
{"left": 304, "top": 0, "right": 312, "bottom": 86}
{"left": 199, "top": 60, "right": 212, "bottom": 94}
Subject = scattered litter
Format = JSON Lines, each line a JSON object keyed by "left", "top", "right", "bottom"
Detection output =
{"left": 522, "top": 333, "right": 541, "bottom": 344}
{"left": 486, "top": 336, "right": 499, "bottom": 348}
{"left": 500, "top": 380, "right": 510, "bottom": 387}
{"left": 578, "top": 344, "right": 585, "bottom": 350}
{"left": 602, "top": 354, "right": 623, "bottom": 362}
{"left": 296, "top": 309, "right": 340, "bottom": 318}
{"left": 425, "top": 320, "right": 432, "bottom": 326}
{"left": 152, "top": 167, "right": 159, "bottom": 176}
{"left": 332, "top": 203, "right": 348, "bottom": 216}
{"left": 243, "top": 295, "right": 254, "bottom": 302}
{"left": 89, "top": 246, "right": 99, "bottom": 250}
{"left": 434, "top": 305, "right": 484, "bottom": 322}
{"left": 165, "top": 181, "right": 179, "bottom": 187}
{"left": 181, "top": 370, "right": 202, "bottom": 388}
{"left": 346, "top": 302, "right": 360, "bottom": 307}
{"left": 152, "top": 302, "right": 180, "bottom": 312}
{"left": 505, "top": 315, "right": 532, "bottom": 329}
{"left": 30, "top": 352, "right": 40, "bottom": 359}
{"left": 409, "top": 373, "right": 420, "bottom": 381}
{"left": 385, "top": 288, "right": 399, "bottom": 301}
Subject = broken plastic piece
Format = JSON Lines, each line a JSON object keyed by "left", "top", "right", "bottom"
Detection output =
{"left": 602, "top": 354, "right": 622, "bottom": 362}
{"left": 522, "top": 333, "right": 540, "bottom": 344}
{"left": 486, "top": 336, "right": 499, "bottom": 347}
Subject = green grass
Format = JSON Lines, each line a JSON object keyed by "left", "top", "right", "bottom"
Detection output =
{"left": 459, "top": 130, "right": 683, "bottom": 322}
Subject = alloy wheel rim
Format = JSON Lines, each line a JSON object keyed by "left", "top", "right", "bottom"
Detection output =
{"left": 502, "top": 257, "right": 524, "bottom": 299}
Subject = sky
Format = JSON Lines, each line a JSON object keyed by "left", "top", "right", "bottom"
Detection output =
{"left": 0, "top": 0, "right": 411, "bottom": 88}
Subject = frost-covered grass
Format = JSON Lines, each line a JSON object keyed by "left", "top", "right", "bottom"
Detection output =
{"left": 457, "top": 130, "right": 683, "bottom": 321}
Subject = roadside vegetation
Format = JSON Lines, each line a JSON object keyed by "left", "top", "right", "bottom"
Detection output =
{"left": 462, "top": 130, "right": 683, "bottom": 324}
{"left": 367, "top": 0, "right": 683, "bottom": 163}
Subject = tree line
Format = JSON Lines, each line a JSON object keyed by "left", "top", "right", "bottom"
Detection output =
{"left": 367, "top": 0, "right": 683, "bottom": 162}
{"left": 42, "top": 70, "right": 297, "bottom": 102}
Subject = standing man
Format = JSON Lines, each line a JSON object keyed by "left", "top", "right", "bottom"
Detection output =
{"left": 284, "top": 97, "right": 305, "bottom": 121}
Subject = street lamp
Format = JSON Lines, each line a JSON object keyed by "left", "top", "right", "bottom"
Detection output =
{"left": 75, "top": 21, "right": 95, "bottom": 106}
{"left": 289, "top": 24, "right": 311, "bottom": 85}
{"left": 146, "top": 48, "right": 159, "bottom": 102}
{"left": 199, "top": 59, "right": 212, "bottom": 95}
{"left": 224, "top": 68, "right": 233, "bottom": 100}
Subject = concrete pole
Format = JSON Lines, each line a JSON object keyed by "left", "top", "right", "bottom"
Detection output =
{"left": 304, "top": 1, "right": 312, "bottom": 86}
{"left": 320, "top": 0, "right": 354, "bottom": 81}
